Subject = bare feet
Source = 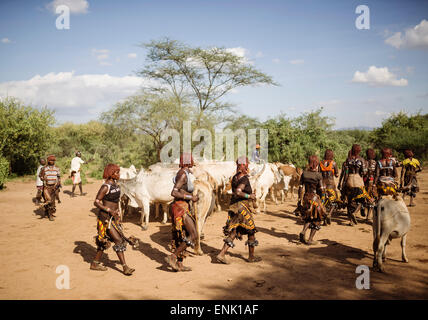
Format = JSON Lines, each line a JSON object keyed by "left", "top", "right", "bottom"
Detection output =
{"left": 123, "top": 265, "right": 135, "bottom": 276}
{"left": 90, "top": 261, "right": 107, "bottom": 271}
{"left": 247, "top": 256, "right": 262, "bottom": 263}
{"left": 216, "top": 254, "right": 230, "bottom": 265}
{"left": 164, "top": 255, "right": 179, "bottom": 271}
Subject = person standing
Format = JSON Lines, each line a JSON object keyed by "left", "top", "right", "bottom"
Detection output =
{"left": 165, "top": 153, "right": 199, "bottom": 272}
{"left": 39, "top": 155, "right": 61, "bottom": 221}
{"left": 35, "top": 158, "right": 46, "bottom": 205}
{"left": 91, "top": 164, "right": 135, "bottom": 276}
{"left": 297, "top": 155, "right": 326, "bottom": 245}
{"left": 375, "top": 148, "right": 399, "bottom": 200}
{"left": 400, "top": 149, "right": 422, "bottom": 207}
{"left": 216, "top": 156, "right": 261, "bottom": 264}
{"left": 319, "top": 149, "right": 340, "bottom": 225}
{"left": 70, "top": 151, "right": 85, "bottom": 197}
{"left": 338, "top": 144, "right": 370, "bottom": 226}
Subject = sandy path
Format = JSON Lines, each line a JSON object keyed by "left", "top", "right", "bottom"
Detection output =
{"left": 0, "top": 170, "right": 427, "bottom": 300}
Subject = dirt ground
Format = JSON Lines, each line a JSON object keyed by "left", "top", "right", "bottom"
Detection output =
{"left": 1, "top": 169, "right": 427, "bottom": 300}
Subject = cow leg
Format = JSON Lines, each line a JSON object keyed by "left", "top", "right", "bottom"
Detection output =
{"left": 375, "top": 233, "right": 389, "bottom": 272}
{"left": 382, "top": 242, "right": 387, "bottom": 262}
{"left": 140, "top": 200, "right": 150, "bottom": 230}
{"left": 401, "top": 234, "right": 409, "bottom": 263}
{"left": 280, "top": 190, "right": 285, "bottom": 204}
{"left": 155, "top": 203, "right": 160, "bottom": 219}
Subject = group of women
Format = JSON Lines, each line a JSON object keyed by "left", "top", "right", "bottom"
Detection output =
{"left": 89, "top": 147, "right": 421, "bottom": 275}
{"left": 296, "top": 144, "right": 422, "bottom": 245}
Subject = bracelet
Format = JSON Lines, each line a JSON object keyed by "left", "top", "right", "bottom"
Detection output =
{"left": 245, "top": 193, "right": 249, "bottom": 199}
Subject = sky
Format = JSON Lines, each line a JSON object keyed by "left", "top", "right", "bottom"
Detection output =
{"left": 1, "top": 0, "right": 428, "bottom": 128}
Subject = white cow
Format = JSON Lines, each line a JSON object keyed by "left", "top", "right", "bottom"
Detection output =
{"left": 119, "top": 168, "right": 176, "bottom": 229}
{"left": 248, "top": 162, "right": 277, "bottom": 213}
{"left": 119, "top": 165, "right": 138, "bottom": 180}
{"left": 196, "top": 160, "right": 236, "bottom": 212}
{"left": 372, "top": 197, "right": 411, "bottom": 272}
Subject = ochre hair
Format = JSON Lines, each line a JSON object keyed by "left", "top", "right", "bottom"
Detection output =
{"left": 351, "top": 144, "right": 361, "bottom": 157}
{"left": 179, "top": 153, "right": 194, "bottom": 168}
{"left": 381, "top": 148, "right": 392, "bottom": 159}
{"left": 404, "top": 149, "right": 414, "bottom": 158}
{"left": 308, "top": 155, "right": 319, "bottom": 171}
{"left": 324, "top": 149, "right": 334, "bottom": 161}
{"left": 47, "top": 155, "right": 56, "bottom": 162}
{"left": 236, "top": 156, "right": 249, "bottom": 174}
{"left": 103, "top": 164, "right": 120, "bottom": 180}
{"left": 366, "top": 148, "right": 376, "bottom": 160}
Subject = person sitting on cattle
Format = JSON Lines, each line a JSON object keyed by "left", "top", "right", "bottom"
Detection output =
{"left": 319, "top": 149, "right": 340, "bottom": 225}
{"left": 216, "top": 156, "right": 261, "bottom": 264}
{"left": 91, "top": 164, "right": 135, "bottom": 276}
{"left": 296, "top": 155, "right": 327, "bottom": 245}
{"left": 39, "top": 155, "right": 61, "bottom": 221}
{"left": 35, "top": 158, "right": 46, "bottom": 205}
{"left": 375, "top": 148, "right": 399, "bottom": 200}
{"left": 338, "top": 144, "right": 371, "bottom": 226}
{"left": 400, "top": 149, "right": 422, "bottom": 207}
{"left": 251, "top": 144, "right": 261, "bottom": 163}
{"left": 165, "top": 153, "right": 199, "bottom": 272}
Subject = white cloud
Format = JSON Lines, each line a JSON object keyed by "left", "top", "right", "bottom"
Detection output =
{"left": 46, "top": 0, "right": 89, "bottom": 14}
{"left": 385, "top": 19, "right": 428, "bottom": 49}
{"left": 351, "top": 66, "right": 408, "bottom": 87}
{"left": 225, "top": 47, "right": 253, "bottom": 64}
{"left": 92, "top": 49, "right": 111, "bottom": 66}
{"left": 0, "top": 71, "right": 149, "bottom": 111}
{"left": 289, "top": 59, "right": 304, "bottom": 65}
{"left": 127, "top": 53, "right": 137, "bottom": 59}
{"left": 1, "top": 38, "right": 11, "bottom": 44}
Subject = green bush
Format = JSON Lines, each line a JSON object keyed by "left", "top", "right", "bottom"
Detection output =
{"left": 0, "top": 156, "right": 9, "bottom": 189}
{"left": 0, "top": 97, "right": 55, "bottom": 175}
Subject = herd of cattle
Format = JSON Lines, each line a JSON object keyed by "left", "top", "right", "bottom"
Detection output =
{"left": 118, "top": 160, "right": 300, "bottom": 255}
{"left": 118, "top": 160, "right": 411, "bottom": 272}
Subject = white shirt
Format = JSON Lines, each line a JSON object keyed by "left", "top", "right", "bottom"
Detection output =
{"left": 36, "top": 165, "right": 44, "bottom": 187}
{"left": 71, "top": 157, "right": 85, "bottom": 172}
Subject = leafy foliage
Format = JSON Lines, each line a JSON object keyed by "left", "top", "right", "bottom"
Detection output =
{"left": 0, "top": 156, "right": 9, "bottom": 189}
{"left": 0, "top": 97, "right": 55, "bottom": 175}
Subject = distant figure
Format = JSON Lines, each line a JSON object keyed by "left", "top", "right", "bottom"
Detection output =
{"left": 251, "top": 144, "right": 261, "bottom": 163}
{"left": 35, "top": 158, "right": 46, "bottom": 205}
{"left": 70, "top": 151, "right": 85, "bottom": 197}
{"left": 400, "top": 149, "right": 422, "bottom": 207}
{"left": 39, "top": 155, "right": 61, "bottom": 221}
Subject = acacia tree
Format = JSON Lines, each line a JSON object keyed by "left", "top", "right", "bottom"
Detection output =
{"left": 138, "top": 38, "right": 277, "bottom": 127}
{"left": 101, "top": 93, "right": 190, "bottom": 161}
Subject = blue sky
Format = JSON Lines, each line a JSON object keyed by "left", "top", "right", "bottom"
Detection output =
{"left": 1, "top": 0, "right": 427, "bottom": 128}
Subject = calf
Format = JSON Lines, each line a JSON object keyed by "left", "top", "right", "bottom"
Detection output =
{"left": 372, "top": 197, "right": 410, "bottom": 272}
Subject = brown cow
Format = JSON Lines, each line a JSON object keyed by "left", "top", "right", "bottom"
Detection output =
{"left": 278, "top": 164, "right": 302, "bottom": 200}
